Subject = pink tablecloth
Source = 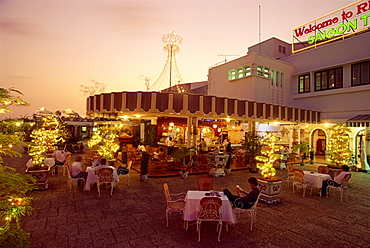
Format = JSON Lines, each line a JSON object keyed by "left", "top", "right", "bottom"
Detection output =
{"left": 84, "top": 166, "right": 119, "bottom": 191}
{"left": 303, "top": 171, "right": 331, "bottom": 188}
{"left": 184, "top": 190, "right": 236, "bottom": 224}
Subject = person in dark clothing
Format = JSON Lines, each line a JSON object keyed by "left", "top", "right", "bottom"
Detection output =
{"left": 223, "top": 177, "right": 260, "bottom": 209}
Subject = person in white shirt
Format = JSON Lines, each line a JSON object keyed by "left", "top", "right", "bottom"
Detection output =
{"left": 70, "top": 156, "right": 87, "bottom": 188}
{"left": 52, "top": 149, "right": 71, "bottom": 174}
{"left": 167, "top": 137, "right": 174, "bottom": 156}
{"left": 52, "top": 150, "right": 65, "bottom": 165}
{"left": 321, "top": 164, "right": 351, "bottom": 196}
{"left": 137, "top": 142, "right": 146, "bottom": 153}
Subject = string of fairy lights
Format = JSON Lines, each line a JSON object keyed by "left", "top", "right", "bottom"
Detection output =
{"left": 87, "top": 127, "right": 120, "bottom": 160}
{"left": 28, "top": 115, "right": 67, "bottom": 167}
{"left": 255, "top": 132, "right": 284, "bottom": 179}
{"left": 327, "top": 123, "right": 352, "bottom": 165}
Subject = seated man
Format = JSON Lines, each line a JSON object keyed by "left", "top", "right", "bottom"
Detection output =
{"left": 320, "top": 164, "right": 350, "bottom": 196}
{"left": 223, "top": 177, "right": 259, "bottom": 209}
{"left": 94, "top": 158, "right": 111, "bottom": 174}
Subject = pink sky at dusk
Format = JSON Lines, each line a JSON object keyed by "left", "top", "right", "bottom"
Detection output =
{"left": 0, "top": 0, "right": 355, "bottom": 118}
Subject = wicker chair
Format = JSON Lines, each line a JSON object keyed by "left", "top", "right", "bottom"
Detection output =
{"left": 318, "top": 165, "right": 330, "bottom": 174}
{"left": 66, "top": 164, "right": 85, "bottom": 192}
{"left": 96, "top": 168, "right": 114, "bottom": 196}
{"left": 54, "top": 153, "right": 72, "bottom": 176}
{"left": 162, "top": 182, "right": 186, "bottom": 227}
{"left": 197, "top": 176, "right": 215, "bottom": 191}
{"left": 286, "top": 163, "right": 294, "bottom": 187}
{"left": 127, "top": 149, "right": 141, "bottom": 165}
{"left": 292, "top": 169, "right": 313, "bottom": 197}
{"left": 233, "top": 189, "right": 262, "bottom": 230}
{"left": 118, "top": 160, "right": 132, "bottom": 186}
{"left": 326, "top": 174, "right": 351, "bottom": 202}
{"left": 196, "top": 197, "right": 223, "bottom": 242}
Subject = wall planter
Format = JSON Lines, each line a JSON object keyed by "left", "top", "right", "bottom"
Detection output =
{"left": 25, "top": 167, "right": 50, "bottom": 190}
{"left": 257, "top": 178, "right": 283, "bottom": 204}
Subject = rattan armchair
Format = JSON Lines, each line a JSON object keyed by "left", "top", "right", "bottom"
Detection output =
{"left": 293, "top": 169, "right": 313, "bottom": 197}
{"left": 162, "top": 182, "right": 186, "bottom": 227}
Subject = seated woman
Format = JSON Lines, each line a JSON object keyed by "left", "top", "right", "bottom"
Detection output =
{"left": 152, "top": 148, "right": 166, "bottom": 161}
{"left": 70, "top": 156, "right": 87, "bottom": 187}
{"left": 320, "top": 164, "right": 350, "bottom": 196}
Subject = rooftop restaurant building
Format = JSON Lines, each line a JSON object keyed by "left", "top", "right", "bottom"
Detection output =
{"left": 87, "top": 0, "right": 370, "bottom": 171}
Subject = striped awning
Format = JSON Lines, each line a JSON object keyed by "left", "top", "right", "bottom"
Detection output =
{"left": 346, "top": 115, "right": 370, "bottom": 127}
{"left": 86, "top": 91, "right": 321, "bottom": 124}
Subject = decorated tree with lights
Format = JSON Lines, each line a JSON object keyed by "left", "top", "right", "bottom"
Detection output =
{"left": 0, "top": 165, "right": 36, "bottom": 247}
{"left": 327, "top": 123, "right": 352, "bottom": 166}
{"left": 87, "top": 127, "right": 120, "bottom": 160}
{"left": 0, "top": 88, "right": 29, "bottom": 163}
{"left": 255, "top": 132, "right": 283, "bottom": 179}
{"left": 28, "top": 115, "right": 68, "bottom": 167}
{"left": 0, "top": 87, "right": 35, "bottom": 247}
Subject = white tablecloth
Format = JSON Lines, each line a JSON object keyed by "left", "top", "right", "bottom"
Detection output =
{"left": 303, "top": 171, "right": 331, "bottom": 188}
{"left": 84, "top": 166, "right": 119, "bottom": 191}
{"left": 184, "top": 190, "right": 236, "bottom": 224}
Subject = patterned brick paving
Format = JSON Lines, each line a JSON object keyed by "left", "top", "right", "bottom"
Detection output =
{"left": 3, "top": 154, "right": 370, "bottom": 248}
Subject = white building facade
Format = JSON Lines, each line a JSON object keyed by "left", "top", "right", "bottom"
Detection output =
{"left": 207, "top": 0, "right": 370, "bottom": 170}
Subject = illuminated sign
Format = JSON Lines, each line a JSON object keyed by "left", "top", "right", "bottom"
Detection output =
{"left": 292, "top": 0, "right": 370, "bottom": 53}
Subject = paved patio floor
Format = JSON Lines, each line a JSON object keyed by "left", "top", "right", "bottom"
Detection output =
{"left": 3, "top": 154, "right": 370, "bottom": 248}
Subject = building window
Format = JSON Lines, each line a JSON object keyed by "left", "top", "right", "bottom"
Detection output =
{"left": 228, "top": 64, "right": 273, "bottom": 81}
{"left": 228, "top": 65, "right": 251, "bottom": 80}
{"left": 315, "top": 68, "right": 342, "bottom": 91}
{"left": 279, "top": 45, "right": 287, "bottom": 54}
{"left": 257, "top": 65, "right": 270, "bottom": 78}
{"left": 228, "top": 69, "right": 236, "bottom": 80}
{"left": 352, "top": 61, "right": 370, "bottom": 86}
{"left": 298, "top": 74, "right": 310, "bottom": 93}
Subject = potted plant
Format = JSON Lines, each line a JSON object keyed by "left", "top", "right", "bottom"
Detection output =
{"left": 327, "top": 123, "right": 352, "bottom": 168}
{"left": 292, "top": 142, "right": 313, "bottom": 166}
{"left": 87, "top": 127, "right": 120, "bottom": 161}
{"left": 140, "top": 152, "right": 150, "bottom": 182}
{"left": 27, "top": 114, "right": 68, "bottom": 189}
{"left": 224, "top": 153, "right": 232, "bottom": 175}
{"left": 173, "top": 146, "right": 196, "bottom": 179}
{"left": 255, "top": 132, "right": 284, "bottom": 204}
{"left": 243, "top": 131, "right": 263, "bottom": 173}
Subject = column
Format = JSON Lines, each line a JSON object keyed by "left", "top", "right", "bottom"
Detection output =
{"left": 187, "top": 117, "right": 198, "bottom": 148}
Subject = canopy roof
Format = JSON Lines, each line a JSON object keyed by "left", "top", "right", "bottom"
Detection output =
{"left": 346, "top": 115, "right": 370, "bottom": 127}
{"left": 86, "top": 91, "right": 321, "bottom": 124}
